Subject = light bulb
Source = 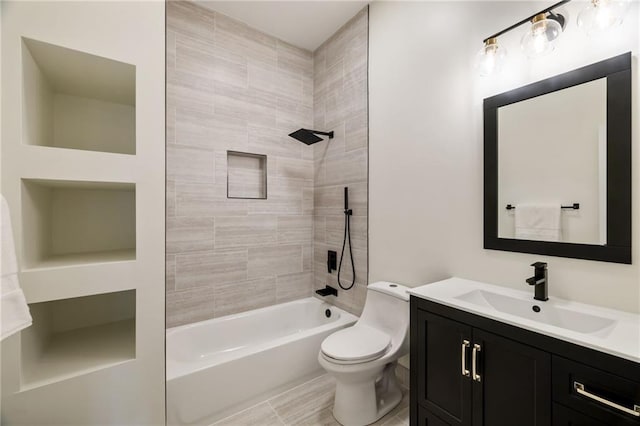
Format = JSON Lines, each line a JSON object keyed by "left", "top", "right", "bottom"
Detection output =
{"left": 475, "top": 38, "right": 507, "bottom": 77}
{"left": 578, "top": 0, "right": 631, "bottom": 36}
{"left": 521, "top": 13, "right": 563, "bottom": 58}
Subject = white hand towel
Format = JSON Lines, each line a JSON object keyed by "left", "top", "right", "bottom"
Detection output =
{"left": 515, "top": 204, "right": 562, "bottom": 242}
{"left": 1, "top": 194, "right": 32, "bottom": 341}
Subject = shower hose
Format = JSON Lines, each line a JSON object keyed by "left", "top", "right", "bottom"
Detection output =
{"left": 337, "top": 207, "right": 356, "bottom": 290}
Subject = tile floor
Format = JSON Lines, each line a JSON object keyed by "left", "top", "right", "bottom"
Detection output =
{"left": 211, "top": 374, "right": 409, "bottom": 426}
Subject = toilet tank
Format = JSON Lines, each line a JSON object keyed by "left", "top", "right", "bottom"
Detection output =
{"left": 358, "top": 282, "right": 410, "bottom": 346}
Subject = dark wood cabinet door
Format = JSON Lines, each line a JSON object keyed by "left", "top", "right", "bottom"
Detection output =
{"left": 419, "top": 406, "right": 453, "bottom": 426}
{"left": 414, "top": 309, "right": 473, "bottom": 426}
{"left": 472, "top": 329, "right": 551, "bottom": 426}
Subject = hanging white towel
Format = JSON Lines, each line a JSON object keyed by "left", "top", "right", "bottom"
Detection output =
{"left": 515, "top": 204, "right": 562, "bottom": 242}
{"left": 1, "top": 194, "right": 32, "bottom": 341}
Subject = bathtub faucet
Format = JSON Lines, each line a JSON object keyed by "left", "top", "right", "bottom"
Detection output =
{"left": 316, "top": 285, "right": 338, "bottom": 297}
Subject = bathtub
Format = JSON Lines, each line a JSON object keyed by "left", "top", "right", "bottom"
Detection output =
{"left": 166, "top": 297, "right": 358, "bottom": 425}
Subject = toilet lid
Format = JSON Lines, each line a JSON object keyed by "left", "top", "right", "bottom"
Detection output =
{"left": 321, "top": 326, "right": 390, "bottom": 363}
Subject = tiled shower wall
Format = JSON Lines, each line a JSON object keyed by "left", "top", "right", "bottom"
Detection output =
{"left": 166, "top": 1, "right": 314, "bottom": 327}
{"left": 166, "top": 1, "right": 369, "bottom": 327}
{"left": 313, "top": 9, "right": 369, "bottom": 316}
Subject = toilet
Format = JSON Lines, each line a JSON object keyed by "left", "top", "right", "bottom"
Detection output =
{"left": 318, "top": 281, "right": 410, "bottom": 426}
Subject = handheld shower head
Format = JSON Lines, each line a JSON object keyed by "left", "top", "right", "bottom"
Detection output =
{"left": 288, "top": 128, "right": 334, "bottom": 145}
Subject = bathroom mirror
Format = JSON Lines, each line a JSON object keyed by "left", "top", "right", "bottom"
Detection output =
{"left": 484, "top": 52, "right": 631, "bottom": 264}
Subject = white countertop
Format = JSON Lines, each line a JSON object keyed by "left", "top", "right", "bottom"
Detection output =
{"left": 408, "top": 277, "right": 640, "bottom": 364}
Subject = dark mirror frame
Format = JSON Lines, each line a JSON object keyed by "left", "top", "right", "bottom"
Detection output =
{"left": 484, "top": 52, "right": 632, "bottom": 264}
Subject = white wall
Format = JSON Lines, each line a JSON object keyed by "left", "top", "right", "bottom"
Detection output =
{"left": 369, "top": 1, "right": 640, "bottom": 314}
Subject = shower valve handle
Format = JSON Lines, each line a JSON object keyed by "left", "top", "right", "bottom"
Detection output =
{"left": 327, "top": 250, "right": 337, "bottom": 273}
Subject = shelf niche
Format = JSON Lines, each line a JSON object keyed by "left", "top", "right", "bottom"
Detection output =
{"left": 21, "top": 290, "right": 136, "bottom": 390}
{"left": 21, "top": 179, "right": 136, "bottom": 270}
{"left": 22, "top": 37, "right": 136, "bottom": 155}
{"left": 227, "top": 151, "right": 267, "bottom": 199}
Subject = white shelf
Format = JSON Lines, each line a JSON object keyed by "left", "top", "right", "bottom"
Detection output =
{"left": 21, "top": 179, "right": 136, "bottom": 270}
{"left": 22, "top": 37, "right": 135, "bottom": 155}
{"left": 21, "top": 319, "right": 135, "bottom": 391}
{"left": 22, "top": 249, "right": 136, "bottom": 271}
{"left": 21, "top": 291, "right": 136, "bottom": 390}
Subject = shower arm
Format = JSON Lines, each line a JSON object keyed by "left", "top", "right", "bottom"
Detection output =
{"left": 310, "top": 130, "right": 334, "bottom": 138}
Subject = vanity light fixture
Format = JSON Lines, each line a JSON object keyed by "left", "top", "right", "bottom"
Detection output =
{"left": 475, "top": 37, "right": 508, "bottom": 77}
{"left": 477, "top": 0, "right": 570, "bottom": 76}
{"left": 577, "top": 0, "right": 631, "bottom": 36}
{"left": 521, "top": 12, "right": 566, "bottom": 57}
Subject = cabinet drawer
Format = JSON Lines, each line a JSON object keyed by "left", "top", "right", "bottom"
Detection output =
{"left": 552, "top": 356, "right": 640, "bottom": 425}
{"left": 553, "top": 403, "right": 607, "bottom": 425}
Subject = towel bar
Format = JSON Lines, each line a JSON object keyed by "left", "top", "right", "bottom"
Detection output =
{"left": 505, "top": 203, "right": 580, "bottom": 210}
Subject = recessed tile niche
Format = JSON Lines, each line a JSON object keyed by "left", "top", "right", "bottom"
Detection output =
{"left": 22, "top": 37, "right": 136, "bottom": 155}
{"left": 21, "top": 179, "right": 136, "bottom": 269}
{"left": 21, "top": 290, "right": 136, "bottom": 389}
{"left": 227, "top": 151, "right": 267, "bottom": 199}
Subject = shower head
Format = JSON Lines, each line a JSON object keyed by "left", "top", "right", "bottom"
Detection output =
{"left": 288, "top": 128, "right": 334, "bottom": 145}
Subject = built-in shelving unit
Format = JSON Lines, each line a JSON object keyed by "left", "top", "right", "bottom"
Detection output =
{"left": 21, "top": 290, "right": 136, "bottom": 390}
{"left": 21, "top": 179, "right": 136, "bottom": 270}
{"left": 1, "top": 3, "right": 164, "bottom": 423}
{"left": 14, "top": 38, "right": 140, "bottom": 391}
{"left": 22, "top": 38, "right": 136, "bottom": 155}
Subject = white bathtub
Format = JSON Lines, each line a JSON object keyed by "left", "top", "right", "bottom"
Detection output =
{"left": 166, "top": 297, "right": 358, "bottom": 425}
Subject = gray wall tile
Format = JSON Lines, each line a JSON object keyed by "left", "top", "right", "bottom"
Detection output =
{"left": 175, "top": 249, "right": 248, "bottom": 289}
{"left": 175, "top": 182, "right": 247, "bottom": 217}
{"left": 167, "top": 216, "right": 215, "bottom": 254}
{"left": 215, "top": 216, "right": 277, "bottom": 248}
{"left": 248, "top": 125, "right": 302, "bottom": 159}
{"left": 166, "top": 254, "right": 176, "bottom": 292}
{"left": 276, "top": 272, "right": 313, "bottom": 303}
{"left": 174, "top": 106, "right": 216, "bottom": 150}
{"left": 213, "top": 277, "right": 277, "bottom": 317}
{"left": 166, "top": 284, "right": 216, "bottom": 328}
{"left": 277, "top": 215, "right": 313, "bottom": 243}
{"left": 167, "top": 2, "right": 367, "bottom": 324}
{"left": 166, "top": 180, "right": 176, "bottom": 218}
{"left": 167, "top": 1, "right": 214, "bottom": 39}
{"left": 313, "top": 8, "right": 369, "bottom": 316}
{"left": 277, "top": 158, "right": 313, "bottom": 181}
{"left": 277, "top": 40, "right": 313, "bottom": 79}
{"left": 248, "top": 244, "right": 303, "bottom": 279}
{"left": 167, "top": 145, "right": 216, "bottom": 183}
{"left": 302, "top": 243, "right": 313, "bottom": 273}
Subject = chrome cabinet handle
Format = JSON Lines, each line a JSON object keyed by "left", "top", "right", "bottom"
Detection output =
{"left": 461, "top": 340, "right": 470, "bottom": 377}
{"left": 472, "top": 344, "right": 481, "bottom": 382}
{"left": 574, "top": 382, "right": 640, "bottom": 417}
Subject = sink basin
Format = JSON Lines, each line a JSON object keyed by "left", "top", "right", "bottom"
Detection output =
{"left": 408, "top": 277, "right": 640, "bottom": 363}
{"left": 455, "top": 289, "right": 617, "bottom": 335}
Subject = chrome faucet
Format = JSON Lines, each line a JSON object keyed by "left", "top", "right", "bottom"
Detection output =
{"left": 526, "top": 262, "right": 548, "bottom": 301}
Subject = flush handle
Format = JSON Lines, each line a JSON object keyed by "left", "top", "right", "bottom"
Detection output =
{"left": 461, "top": 340, "right": 470, "bottom": 377}
{"left": 574, "top": 382, "right": 640, "bottom": 417}
{"left": 472, "top": 344, "right": 481, "bottom": 382}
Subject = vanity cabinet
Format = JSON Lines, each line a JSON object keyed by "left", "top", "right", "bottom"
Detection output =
{"left": 413, "top": 309, "right": 550, "bottom": 425}
{"left": 410, "top": 296, "right": 640, "bottom": 426}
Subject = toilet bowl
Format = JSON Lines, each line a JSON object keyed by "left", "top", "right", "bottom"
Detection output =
{"left": 318, "top": 281, "right": 410, "bottom": 426}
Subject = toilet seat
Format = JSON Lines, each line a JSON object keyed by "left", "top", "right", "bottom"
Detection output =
{"left": 321, "top": 325, "right": 390, "bottom": 364}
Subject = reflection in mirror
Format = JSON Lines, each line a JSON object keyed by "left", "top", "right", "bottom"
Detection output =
{"left": 497, "top": 78, "right": 607, "bottom": 245}
{"left": 484, "top": 52, "right": 631, "bottom": 264}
